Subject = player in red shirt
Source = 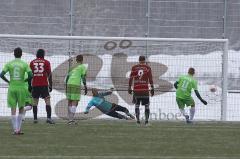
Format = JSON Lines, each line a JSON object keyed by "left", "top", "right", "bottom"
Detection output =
{"left": 30, "top": 49, "right": 54, "bottom": 124}
{"left": 128, "top": 56, "right": 154, "bottom": 125}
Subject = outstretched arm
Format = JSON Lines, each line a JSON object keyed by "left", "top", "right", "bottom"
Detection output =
{"left": 194, "top": 90, "right": 207, "bottom": 105}
{"left": 99, "top": 90, "right": 113, "bottom": 97}
{"left": 84, "top": 101, "right": 94, "bottom": 114}
{"left": 0, "top": 71, "right": 9, "bottom": 83}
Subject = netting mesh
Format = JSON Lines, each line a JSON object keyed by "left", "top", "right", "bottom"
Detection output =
{"left": 0, "top": 37, "right": 226, "bottom": 121}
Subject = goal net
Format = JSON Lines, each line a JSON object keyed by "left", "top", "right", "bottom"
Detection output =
{"left": 0, "top": 35, "right": 228, "bottom": 121}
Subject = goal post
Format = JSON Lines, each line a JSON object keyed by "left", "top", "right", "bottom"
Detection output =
{"left": 0, "top": 34, "right": 229, "bottom": 121}
{"left": 222, "top": 40, "right": 228, "bottom": 121}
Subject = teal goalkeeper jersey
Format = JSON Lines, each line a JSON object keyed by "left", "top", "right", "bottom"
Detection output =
{"left": 85, "top": 91, "right": 113, "bottom": 114}
{"left": 176, "top": 74, "right": 198, "bottom": 99}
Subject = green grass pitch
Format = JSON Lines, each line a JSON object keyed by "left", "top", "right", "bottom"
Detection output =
{"left": 0, "top": 120, "right": 240, "bottom": 159}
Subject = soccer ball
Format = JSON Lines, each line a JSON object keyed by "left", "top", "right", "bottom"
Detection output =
{"left": 209, "top": 85, "right": 217, "bottom": 92}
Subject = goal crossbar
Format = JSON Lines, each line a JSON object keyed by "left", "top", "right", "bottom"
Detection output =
{"left": 0, "top": 34, "right": 229, "bottom": 43}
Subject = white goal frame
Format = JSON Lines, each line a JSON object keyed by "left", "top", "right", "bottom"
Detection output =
{"left": 0, "top": 34, "right": 229, "bottom": 121}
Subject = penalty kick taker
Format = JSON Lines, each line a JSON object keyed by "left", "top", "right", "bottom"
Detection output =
{"left": 84, "top": 88, "right": 135, "bottom": 120}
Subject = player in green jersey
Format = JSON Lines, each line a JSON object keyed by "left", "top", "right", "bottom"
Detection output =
{"left": 65, "top": 55, "right": 87, "bottom": 124}
{"left": 174, "top": 68, "right": 207, "bottom": 123}
{"left": 0, "top": 47, "right": 32, "bottom": 134}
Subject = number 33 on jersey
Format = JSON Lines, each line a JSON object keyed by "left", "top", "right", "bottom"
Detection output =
{"left": 30, "top": 58, "right": 51, "bottom": 86}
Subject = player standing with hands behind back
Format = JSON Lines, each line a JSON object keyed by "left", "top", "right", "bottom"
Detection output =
{"left": 174, "top": 68, "right": 207, "bottom": 123}
{"left": 0, "top": 47, "right": 32, "bottom": 134}
{"left": 30, "top": 49, "right": 54, "bottom": 124}
{"left": 128, "top": 56, "right": 154, "bottom": 125}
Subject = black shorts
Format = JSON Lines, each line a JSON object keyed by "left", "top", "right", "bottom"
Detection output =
{"left": 132, "top": 94, "right": 149, "bottom": 106}
{"left": 32, "top": 86, "right": 50, "bottom": 99}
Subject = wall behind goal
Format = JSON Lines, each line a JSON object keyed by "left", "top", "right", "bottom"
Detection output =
{"left": 0, "top": 0, "right": 239, "bottom": 49}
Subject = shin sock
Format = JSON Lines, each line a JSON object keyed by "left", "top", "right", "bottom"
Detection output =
{"left": 190, "top": 107, "right": 195, "bottom": 121}
{"left": 46, "top": 105, "right": 52, "bottom": 119}
{"left": 33, "top": 106, "right": 38, "bottom": 120}
{"left": 135, "top": 106, "right": 140, "bottom": 121}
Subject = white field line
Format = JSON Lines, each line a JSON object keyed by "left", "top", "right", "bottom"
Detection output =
{"left": 1, "top": 120, "right": 240, "bottom": 129}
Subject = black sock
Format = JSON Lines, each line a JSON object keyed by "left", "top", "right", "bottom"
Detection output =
{"left": 145, "top": 108, "right": 150, "bottom": 122}
{"left": 135, "top": 107, "right": 140, "bottom": 121}
{"left": 46, "top": 105, "right": 52, "bottom": 119}
{"left": 33, "top": 106, "right": 38, "bottom": 120}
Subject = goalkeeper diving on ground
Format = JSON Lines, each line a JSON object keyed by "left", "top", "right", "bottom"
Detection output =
{"left": 84, "top": 88, "right": 135, "bottom": 120}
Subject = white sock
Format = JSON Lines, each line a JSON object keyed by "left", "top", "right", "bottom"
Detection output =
{"left": 71, "top": 106, "right": 77, "bottom": 114}
{"left": 190, "top": 107, "right": 195, "bottom": 121}
{"left": 24, "top": 105, "right": 32, "bottom": 111}
{"left": 22, "top": 111, "right": 26, "bottom": 121}
{"left": 11, "top": 115, "right": 17, "bottom": 131}
{"left": 68, "top": 106, "right": 73, "bottom": 121}
{"left": 71, "top": 106, "right": 77, "bottom": 119}
{"left": 23, "top": 106, "right": 32, "bottom": 121}
{"left": 17, "top": 114, "right": 23, "bottom": 131}
{"left": 179, "top": 109, "right": 186, "bottom": 117}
